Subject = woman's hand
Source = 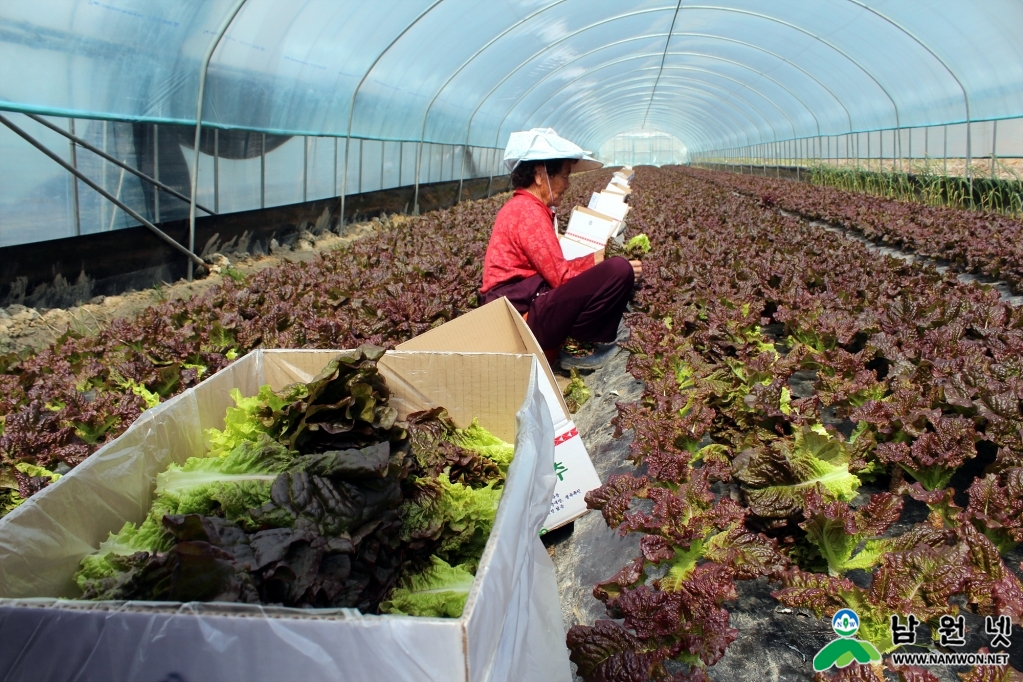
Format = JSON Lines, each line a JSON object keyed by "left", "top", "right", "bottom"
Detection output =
{"left": 629, "top": 259, "right": 643, "bottom": 279}
{"left": 593, "top": 248, "right": 605, "bottom": 265}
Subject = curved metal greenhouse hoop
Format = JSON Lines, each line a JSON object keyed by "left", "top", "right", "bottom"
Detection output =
{"left": 658, "top": 52, "right": 820, "bottom": 139}
{"left": 495, "top": 45, "right": 779, "bottom": 150}
{"left": 843, "top": 0, "right": 973, "bottom": 178}
{"left": 674, "top": 5, "right": 902, "bottom": 145}
{"left": 521, "top": 66, "right": 763, "bottom": 145}
{"left": 670, "top": 32, "right": 851, "bottom": 138}
{"left": 554, "top": 88, "right": 758, "bottom": 154}
{"left": 546, "top": 82, "right": 757, "bottom": 150}
{"left": 458, "top": 8, "right": 675, "bottom": 156}
{"left": 522, "top": 59, "right": 781, "bottom": 145}
{"left": 571, "top": 108, "right": 721, "bottom": 154}
{"left": 489, "top": 7, "right": 894, "bottom": 153}
{"left": 547, "top": 79, "right": 762, "bottom": 149}
{"left": 566, "top": 97, "right": 748, "bottom": 152}
{"left": 642, "top": 0, "right": 683, "bottom": 128}
{"left": 411, "top": 0, "right": 572, "bottom": 210}
{"left": 571, "top": 103, "right": 729, "bottom": 154}
{"left": 340, "top": 0, "right": 445, "bottom": 225}
{"left": 654, "top": 64, "right": 799, "bottom": 138}
{"left": 494, "top": 31, "right": 846, "bottom": 150}
{"left": 188, "top": 0, "right": 248, "bottom": 280}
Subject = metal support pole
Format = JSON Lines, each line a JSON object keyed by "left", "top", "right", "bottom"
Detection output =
{"left": 102, "top": 121, "right": 108, "bottom": 230}
{"left": 303, "top": 136, "right": 308, "bottom": 203}
{"left": 894, "top": 127, "right": 900, "bottom": 172}
{"left": 28, "top": 113, "right": 215, "bottom": 215}
{"left": 0, "top": 113, "right": 204, "bottom": 267}
{"left": 943, "top": 125, "right": 948, "bottom": 176}
{"left": 68, "top": 118, "right": 81, "bottom": 236}
{"left": 925, "top": 126, "right": 929, "bottom": 174}
{"left": 381, "top": 141, "right": 386, "bottom": 190}
{"left": 333, "top": 137, "right": 338, "bottom": 197}
{"left": 189, "top": 0, "right": 247, "bottom": 280}
{"left": 154, "top": 123, "right": 160, "bottom": 222}
{"left": 214, "top": 128, "right": 220, "bottom": 213}
{"left": 991, "top": 120, "right": 997, "bottom": 179}
{"left": 457, "top": 144, "right": 466, "bottom": 204}
{"left": 412, "top": 141, "right": 423, "bottom": 213}
{"left": 260, "top": 132, "right": 266, "bottom": 209}
{"left": 967, "top": 119, "right": 974, "bottom": 207}
{"left": 486, "top": 148, "right": 494, "bottom": 198}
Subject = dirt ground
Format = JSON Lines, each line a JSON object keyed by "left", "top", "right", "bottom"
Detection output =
{"left": 0, "top": 218, "right": 386, "bottom": 355}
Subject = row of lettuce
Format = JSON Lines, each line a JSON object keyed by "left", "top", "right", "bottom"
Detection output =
{"left": 0, "top": 192, "right": 535, "bottom": 515}
{"left": 689, "top": 166, "right": 1023, "bottom": 295}
{"left": 566, "top": 166, "right": 1022, "bottom": 682}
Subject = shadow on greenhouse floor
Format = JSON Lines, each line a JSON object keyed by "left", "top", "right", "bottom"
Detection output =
{"left": 0, "top": 175, "right": 511, "bottom": 309}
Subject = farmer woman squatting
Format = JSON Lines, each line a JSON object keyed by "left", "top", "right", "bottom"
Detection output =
{"left": 480, "top": 128, "right": 642, "bottom": 369}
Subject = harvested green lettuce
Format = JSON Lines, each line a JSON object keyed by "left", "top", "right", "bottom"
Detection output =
{"left": 401, "top": 472, "right": 503, "bottom": 570}
{"left": 156, "top": 434, "right": 294, "bottom": 524}
{"left": 380, "top": 556, "right": 475, "bottom": 617}
{"left": 604, "top": 233, "right": 651, "bottom": 260}
{"left": 206, "top": 385, "right": 308, "bottom": 458}
{"left": 625, "top": 233, "right": 651, "bottom": 256}
{"left": 450, "top": 418, "right": 515, "bottom": 470}
{"left": 75, "top": 435, "right": 294, "bottom": 589}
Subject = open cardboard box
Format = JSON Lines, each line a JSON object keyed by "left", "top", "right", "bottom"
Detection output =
{"left": 558, "top": 206, "right": 623, "bottom": 261}
{"left": 398, "top": 298, "right": 603, "bottom": 532}
{"left": 0, "top": 349, "right": 571, "bottom": 682}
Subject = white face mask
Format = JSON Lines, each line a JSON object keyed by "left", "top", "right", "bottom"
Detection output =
{"left": 543, "top": 166, "right": 558, "bottom": 234}
{"left": 544, "top": 165, "right": 554, "bottom": 209}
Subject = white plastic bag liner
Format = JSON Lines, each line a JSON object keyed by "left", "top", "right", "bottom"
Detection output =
{"left": 0, "top": 349, "right": 571, "bottom": 682}
{"left": 503, "top": 128, "right": 602, "bottom": 173}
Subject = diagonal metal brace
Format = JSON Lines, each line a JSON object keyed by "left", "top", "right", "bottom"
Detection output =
{"left": 0, "top": 113, "right": 205, "bottom": 269}
{"left": 26, "top": 113, "right": 217, "bottom": 216}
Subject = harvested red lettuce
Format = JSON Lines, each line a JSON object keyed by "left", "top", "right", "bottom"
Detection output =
{"left": 76, "top": 347, "right": 513, "bottom": 616}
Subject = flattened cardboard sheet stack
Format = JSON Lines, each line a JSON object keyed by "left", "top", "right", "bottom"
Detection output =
{"left": 559, "top": 166, "right": 634, "bottom": 260}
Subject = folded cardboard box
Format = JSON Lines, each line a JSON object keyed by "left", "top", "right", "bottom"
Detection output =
{"left": 557, "top": 206, "right": 621, "bottom": 260}
{"left": 398, "top": 299, "right": 603, "bottom": 532}
{"left": 603, "top": 182, "right": 631, "bottom": 196}
{"left": 587, "top": 191, "right": 630, "bottom": 222}
{"left": 0, "top": 349, "right": 571, "bottom": 682}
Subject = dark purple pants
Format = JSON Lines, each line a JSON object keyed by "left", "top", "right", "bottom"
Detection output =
{"left": 482, "top": 257, "right": 634, "bottom": 350}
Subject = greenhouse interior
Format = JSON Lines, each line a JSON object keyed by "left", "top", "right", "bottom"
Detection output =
{"left": 1, "top": 2, "right": 1022, "bottom": 681}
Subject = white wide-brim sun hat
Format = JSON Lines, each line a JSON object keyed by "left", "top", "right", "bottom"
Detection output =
{"left": 503, "top": 128, "right": 603, "bottom": 174}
